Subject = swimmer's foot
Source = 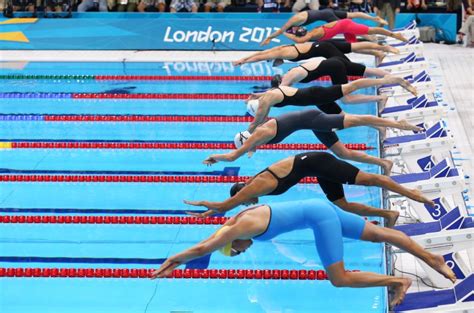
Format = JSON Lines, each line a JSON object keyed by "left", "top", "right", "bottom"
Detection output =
{"left": 272, "top": 58, "right": 284, "bottom": 67}
{"left": 378, "top": 95, "right": 388, "bottom": 113}
{"left": 390, "top": 277, "right": 412, "bottom": 308}
{"left": 384, "top": 75, "right": 418, "bottom": 96}
{"left": 385, "top": 210, "right": 399, "bottom": 228}
{"left": 410, "top": 188, "right": 435, "bottom": 206}
{"left": 376, "top": 16, "right": 389, "bottom": 26}
{"left": 375, "top": 51, "right": 386, "bottom": 65}
{"left": 427, "top": 254, "right": 457, "bottom": 284}
{"left": 385, "top": 45, "right": 400, "bottom": 54}
{"left": 392, "top": 32, "right": 408, "bottom": 42}
{"left": 398, "top": 119, "right": 423, "bottom": 132}
{"left": 382, "top": 159, "right": 394, "bottom": 175}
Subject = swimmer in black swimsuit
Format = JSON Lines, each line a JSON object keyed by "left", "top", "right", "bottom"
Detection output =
{"left": 246, "top": 75, "right": 417, "bottom": 133}
{"left": 261, "top": 9, "right": 388, "bottom": 46}
{"left": 276, "top": 57, "right": 390, "bottom": 105}
{"left": 187, "top": 152, "right": 435, "bottom": 226}
{"left": 233, "top": 40, "right": 399, "bottom": 67}
{"left": 203, "top": 108, "right": 417, "bottom": 174}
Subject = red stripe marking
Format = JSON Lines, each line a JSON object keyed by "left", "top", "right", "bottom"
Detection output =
{"left": 10, "top": 142, "right": 371, "bottom": 150}
{"left": 0, "top": 267, "right": 360, "bottom": 280}
{"left": 43, "top": 115, "right": 253, "bottom": 122}
{"left": 0, "top": 215, "right": 228, "bottom": 225}
{"left": 72, "top": 93, "right": 248, "bottom": 100}
{"left": 0, "top": 175, "right": 319, "bottom": 183}
{"left": 93, "top": 75, "right": 362, "bottom": 82}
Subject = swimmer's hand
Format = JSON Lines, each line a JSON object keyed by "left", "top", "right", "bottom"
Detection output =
{"left": 247, "top": 147, "right": 257, "bottom": 158}
{"left": 261, "top": 37, "right": 272, "bottom": 46}
{"left": 184, "top": 200, "right": 221, "bottom": 218}
{"left": 151, "top": 258, "right": 182, "bottom": 279}
{"left": 203, "top": 156, "right": 218, "bottom": 165}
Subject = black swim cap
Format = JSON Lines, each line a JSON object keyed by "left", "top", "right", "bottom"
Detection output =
{"left": 230, "top": 182, "right": 246, "bottom": 197}
{"left": 271, "top": 74, "right": 282, "bottom": 88}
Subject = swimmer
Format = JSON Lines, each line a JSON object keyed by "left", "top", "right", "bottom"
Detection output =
{"left": 233, "top": 40, "right": 399, "bottom": 67}
{"left": 204, "top": 108, "right": 415, "bottom": 174}
{"left": 193, "top": 152, "right": 434, "bottom": 221}
{"left": 152, "top": 198, "right": 456, "bottom": 308}
{"left": 245, "top": 75, "right": 417, "bottom": 133}
{"left": 261, "top": 9, "right": 388, "bottom": 46}
{"left": 283, "top": 19, "right": 408, "bottom": 44}
{"left": 275, "top": 57, "right": 390, "bottom": 105}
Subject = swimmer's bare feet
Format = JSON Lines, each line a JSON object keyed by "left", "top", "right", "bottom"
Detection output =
{"left": 398, "top": 119, "right": 422, "bottom": 132}
{"left": 376, "top": 16, "right": 389, "bottom": 26}
{"left": 385, "top": 45, "right": 400, "bottom": 54}
{"left": 382, "top": 159, "right": 394, "bottom": 175}
{"left": 384, "top": 75, "right": 418, "bottom": 96}
{"left": 428, "top": 254, "right": 457, "bottom": 284}
{"left": 393, "top": 32, "right": 408, "bottom": 42}
{"left": 411, "top": 188, "right": 435, "bottom": 206}
{"left": 390, "top": 277, "right": 412, "bottom": 308}
{"left": 375, "top": 51, "right": 386, "bottom": 65}
{"left": 385, "top": 210, "right": 399, "bottom": 228}
{"left": 378, "top": 95, "right": 388, "bottom": 113}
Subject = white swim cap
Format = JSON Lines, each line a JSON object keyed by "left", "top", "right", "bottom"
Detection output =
{"left": 234, "top": 131, "right": 251, "bottom": 148}
{"left": 246, "top": 99, "right": 259, "bottom": 117}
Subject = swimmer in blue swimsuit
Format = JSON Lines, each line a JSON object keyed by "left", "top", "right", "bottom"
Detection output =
{"left": 151, "top": 199, "right": 456, "bottom": 308}
{"left": 190, "top": 152, "right": 434, "bottom": 227}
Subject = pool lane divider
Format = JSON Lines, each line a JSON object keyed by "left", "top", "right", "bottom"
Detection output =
{"left": 0, "top": 141, "right": 372, "bottom": 151}
{"left": 0, "top": 215, "right": 228, "bottom": 224}
{"left": 0, "top": 74, "right": 362, "bottom": 82}
{"left": 0, "top": 93, "right": 248, "bottom": 100}
{"left": 0, "top": 267, "right": 361, "bottom": 280}
{"left": 0, "top": 114, "right": 254, "bottom": 122}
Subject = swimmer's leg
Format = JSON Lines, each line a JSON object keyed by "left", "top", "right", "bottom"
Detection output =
{"left": 347, "top": 12, "right": 388, "bottom": 26}
{"left": 343, "top": 113, "right": 422, "bottom": 131}
{"left": 341, "top": 76, "right": 417, "bottom": 97}
{"left": 330, "top": 141, "right": 393, "bottom": 175}
{"left": 354, "top": 171, "right": 435, "bottom": 206}
{"left": 368, "top": 27, "right": 408, "bottom": 42}
{"left": 233, "top": 46, "right": 297, "bottom": 66}
{"left": 326, "top": 261, "right": 412, "bottom": 308}
{"left": 361, "top": 222, "right": 456, "bottom": 283}
{"left": 351, "top": 42, "right": 400, "bottom": 54}
{"left": 364, "top": 67, "right": 390, "bottom": 78}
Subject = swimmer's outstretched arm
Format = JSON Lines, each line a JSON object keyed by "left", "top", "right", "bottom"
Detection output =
{"left": 151, "top": 226, "right": 242, "bottom": 278}
{"left": 261, "top": 12, "right": 307, "bottom": 46}
{"left": 203, "top": 129, "right": 271, "bottom": 165}
{"left": 233, "top": 46, "right": 285, "bottom": 66}
{"left": 283, "top": 31, "right": 313, "bottom": 43}
{"left": 185, "top": 181, "right": 272, "bottom": 217}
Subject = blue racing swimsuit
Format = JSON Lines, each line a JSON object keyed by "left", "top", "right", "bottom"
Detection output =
{"left": 253, "top": 199, "right": 366, "bottom": 268}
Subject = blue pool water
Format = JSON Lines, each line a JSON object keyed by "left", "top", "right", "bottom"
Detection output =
{"left": 0, "top": 61, "right": 386, "bottom": 312}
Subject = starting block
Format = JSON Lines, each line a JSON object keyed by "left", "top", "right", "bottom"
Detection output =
{"left": 396, "top": 207, "right": 473, "bottom": 288}
{"left": 381, "top": 94, "right": 445, "bottom": 124}
{"left": 377, "top": 52, "right": 428, "bottom": 74}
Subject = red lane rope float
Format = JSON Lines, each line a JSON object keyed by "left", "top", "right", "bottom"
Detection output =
{"left": 10, "top": 142, "right": 371, "bottom": 151}
{"left": 0, "top": 175, "right": 319, "bottom": 184}
{"left": 72, "top": 93, "right": 248, "bottom": 100}
{"left": 43, "top": 115, "right": 253, "bottom": 122}
{"left": 0, "top": 267, "right": 360, "bottom": 280}
{"left": 94, "top": 75, "right": 362, "bottom": 82}
{"left": 0, "top": 215, "right": 229, "bottom": 225}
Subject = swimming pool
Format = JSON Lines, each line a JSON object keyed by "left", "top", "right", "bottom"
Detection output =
{"left": 0, "top": 61, "right": 387, "bottom": 312}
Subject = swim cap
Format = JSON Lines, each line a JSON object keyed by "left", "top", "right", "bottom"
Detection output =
{"left": 246, "top": 99, "right": 259, "bottom": 116}
{"left": 233, "top": 130, "right": 251, "bottom": 148}
{"left": 271, "top": 74, "right": 282, "bottom": 88}
{"left": 215, "top": 226, "right": 232, "bottom": 256}
{"left": 286, "top": 26, "right": 307, "bottom": 37}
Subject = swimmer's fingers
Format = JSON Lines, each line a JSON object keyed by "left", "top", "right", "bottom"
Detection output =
{"left": 151, "top": 260, "right": 181, "bottom": 279}
{"left": 186, "top": 210, "right": 216, "bottom": 218}
{"left": 260, "top": 38, "right": 271, "bottom": 46}
{"left": 183, "top": 200, "right": 204, "bottom": 207}
{"left": 247, "top": 151, "right": 255, "bottom": 158}
{"left": 203, "top": 157, "right": 217, "bottom": 165}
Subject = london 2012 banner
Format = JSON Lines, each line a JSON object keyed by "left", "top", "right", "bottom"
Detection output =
{"left": 0, "top": 13, "right": 457, "bottom": 50}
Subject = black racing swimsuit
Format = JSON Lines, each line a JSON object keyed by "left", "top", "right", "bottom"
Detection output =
{"left": 299, "top": 57, "right": 366, "bottom": 84}
{"left": 289, "top": 40, "right": 352, "bottom": 62}
{"left": 259, "top": 152, "right": 360, "bottom": 201}
{"left": 302, "top": 9, "right": 348, "bottom": 25}
{"left": 273, "top": 85, "right": 344, "bottom": 108}
{"left": 267, "top": 109, "right": 344, "bottom": 148}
